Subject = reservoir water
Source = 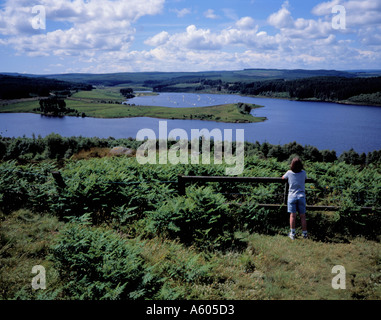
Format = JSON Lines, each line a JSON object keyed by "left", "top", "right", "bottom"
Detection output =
{"left": 0, "top": 92, "right": 380, "bottom": 155}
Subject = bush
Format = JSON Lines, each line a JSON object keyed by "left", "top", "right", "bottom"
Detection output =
{"left": 147, "top": 186, "right": 238, "bottom": 250}
{"left": 50, "top": 222, "right": 162, "bottom": 300}
{"left": 54, "top": 158, "right": 175, "bottom": 223}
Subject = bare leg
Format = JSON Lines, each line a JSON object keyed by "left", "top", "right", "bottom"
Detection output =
{"left": 300, "top": 214, "right": 307, "bottom": 232}
{"left": 290, "top": 213, "right": 297, "bottom": 230}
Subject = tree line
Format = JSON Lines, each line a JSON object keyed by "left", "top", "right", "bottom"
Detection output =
{"left": 0, "top": 133, "right": 379, "bottom": 165}
{"left": 120, "top": 88, "right": 135, "bottom": 99}
{"left": 32, "top": 97, "right": 85, "bottom": 117}
{"left": 236, "top": 76, "right": 381, "bottom": 101}
{"left": 0, "top": 74, "right": 93, "bottom": 100}
{"left": 151, "top": 76, "right": 381, "bottom": 104}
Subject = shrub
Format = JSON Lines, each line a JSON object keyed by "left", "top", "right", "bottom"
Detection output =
{"left": 50, "top": 222, "right": 162, "bottom": 300}
{"left": 146, "top": 186, "right": 238, "bottom": 250}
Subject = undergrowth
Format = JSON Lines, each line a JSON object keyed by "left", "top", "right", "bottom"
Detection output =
{"left": 0, "top": 153, "right": 380, "bottom": 300}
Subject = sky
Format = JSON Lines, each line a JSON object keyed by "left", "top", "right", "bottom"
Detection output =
{"left": 0, "top": 0, "right": 380, "bottom": 74}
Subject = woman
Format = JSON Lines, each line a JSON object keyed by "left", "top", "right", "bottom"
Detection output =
{"left": 282, "top": 157, "right": 308, "bottom": 240}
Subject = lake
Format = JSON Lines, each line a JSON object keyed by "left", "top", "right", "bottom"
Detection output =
{"left": 1, "top": 92, "right": 381, "bottom": 155}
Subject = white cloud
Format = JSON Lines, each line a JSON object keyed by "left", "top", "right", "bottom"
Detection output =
{"left": 236, "top": 17, "right": 256, "bottom": 30}
{"left": 267, "top": 1, "right": 294, "bottom": 28}
{"left": 0, "top": 0, "right": 165, "bottom": 56}
{"left": 204, "top": 9, "right": 219, "bottom": 20}
{"left": 172, "top": 8, "right": 191, "bottom": 18}
{"left": 311, "top": 0, "right": 341, "bottom": 16}
{"left": 145, "top": 31, "right": 170, "bottom": 47}
{"left": 1, "top": 0, "right": 380, "bottom": 73}
{"left": 312, "top": 0, "right": 381, "bottom": 27}
{"left": 180, "top": 25, "right": 222, "bottom": 50}
{"left": 145, "top": 20, "right": 272, "bottom": 53}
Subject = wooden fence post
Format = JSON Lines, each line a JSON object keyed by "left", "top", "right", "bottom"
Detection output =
{"left": 52, "top": 171, "right": 66, "bottom": 189}
{"left": 178, "top": 175, "right": 185, "bottom": 195}
{"left": 283, "top": 182, "right": 289, "bottom": 205}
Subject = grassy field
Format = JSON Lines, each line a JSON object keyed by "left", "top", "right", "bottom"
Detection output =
{"left": 70, "top": 87, "right": 125, "bottom": 102}
{"left": 1, "top": 209, "right": 379, "bottom": 300}
{"left": 0, "top": 88, "right": 266, "bottom": 123}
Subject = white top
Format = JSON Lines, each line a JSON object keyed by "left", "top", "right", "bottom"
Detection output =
{"left": 282, "top": 170, "right": 306, "bottom": 197}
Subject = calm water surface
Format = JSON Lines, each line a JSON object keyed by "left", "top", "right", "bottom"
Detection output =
{"left": 1, "top": 92, "right": 380, "bottom": 155}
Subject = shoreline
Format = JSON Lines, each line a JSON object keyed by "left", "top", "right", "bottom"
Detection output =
{"left": 0, "top": 100, "right": 267, "bottom": 124}
{"left": 1, "top": 90, "right": 380, "bottom": 124}
{"left": 156, "top": 90, "right": 381, "bottom": 107}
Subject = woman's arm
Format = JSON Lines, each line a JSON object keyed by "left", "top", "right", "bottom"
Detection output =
{"left": 282, "top": 170, "right": 289, "bottom": 180}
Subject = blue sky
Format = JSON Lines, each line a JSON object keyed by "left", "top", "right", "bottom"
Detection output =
{"left": 0, "top": 0, "right": 380, "bottom": 74}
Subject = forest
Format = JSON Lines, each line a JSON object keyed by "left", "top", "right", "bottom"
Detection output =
{"left": 153, "top": 76, "right": 381, "bottom": 105}
{"left": 0, "top": 75, "right": 93, "bottom": 100}
{"left": 235, "top": 76, "right": 381, "bottom": 101}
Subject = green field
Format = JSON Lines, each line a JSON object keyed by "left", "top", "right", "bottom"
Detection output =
{"left": 70, "top": 87, "right": 125, "bottom": 101}
{"left": 0, "top": 88, "right": 266, "bottom": 123}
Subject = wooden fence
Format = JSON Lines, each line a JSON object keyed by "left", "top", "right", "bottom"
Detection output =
{"left": 51, "top": 171, "right": 376, "bottom": 213}
{"left": 177, "top": 175, "right": 375, "bottom": 213}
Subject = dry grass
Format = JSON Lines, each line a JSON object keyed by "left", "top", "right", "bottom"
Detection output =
{"left": 70, "top": 147, "right": 111, "bottom": 160}
{"left": 246, "top": 233, "right": 380, "bottom": 300}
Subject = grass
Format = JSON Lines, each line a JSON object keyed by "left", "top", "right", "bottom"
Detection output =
{"left": 0, "top": 209, "right": 64, "bottom": 299}
{"left": 0, "top": 89, "right": 267, "bottom": 123}
{"left": 245, "top": 233, "right": 380, "bottom": 299}
{"left": 66, "top": 100, "right": 266, "bottom": 122}
{"left": 1, "top": 209, "right": 379, "bottom": 300}
{"left": 70, "top": 87, "right": 125, "bottom": 102}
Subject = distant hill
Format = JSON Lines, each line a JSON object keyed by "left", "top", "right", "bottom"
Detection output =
{"left": 1, "top": 69, "right": 380, "bottom": 105}
{"left": 2, "top": 68, "right": 381, "bottom": 87}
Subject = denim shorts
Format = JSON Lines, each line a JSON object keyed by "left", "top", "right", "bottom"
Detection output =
{"left": 287, "top": 195, "right": 306, "bottom": 214}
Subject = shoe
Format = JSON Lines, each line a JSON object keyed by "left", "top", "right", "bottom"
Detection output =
{"left": 288, "top": 232, "right": 295, "bottom": 240}
{"left": 302, "top": 233, "right": 308, "bottom": 239}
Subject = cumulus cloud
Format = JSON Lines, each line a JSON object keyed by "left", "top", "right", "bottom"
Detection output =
{"left": 236, "top": 17, "right": 256, "bottom": 30}
{"left": 145, "top": 31, "right": 170, "bottom": 47}
{"left": 312, "top": 0, "right": 381, "bottom": 27}
{"left": 134, "top": 0, "right": 381, "bottom": 72}
{"left": 0, "top": 0, "right": 165, "bottom": 56}
{"left": 311, "top": 0, "right": 381, "bottom": 45}
{"left": 145, "top": 20, "right": 271, "bottom": 53}
{"left": 267, "top": 1, "right": 294, "bottom": 28}
{"left": 0, "top": 0, "right": 380, "bottom": 73}
{"left": 179, "top": 25, "right": 222, "bottom": 50}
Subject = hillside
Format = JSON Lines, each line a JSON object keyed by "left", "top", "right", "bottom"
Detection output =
{"left": 2, "top": 68, "right": 375, "bottom": 86}
{"left": 0, "top": 75, "right": 92, "bottom": 100}
{"left": 0, "top": 135, "right": 380, "bottom": 300}
{"left": 2, "top": 69, "right": 381, "bottom": 107}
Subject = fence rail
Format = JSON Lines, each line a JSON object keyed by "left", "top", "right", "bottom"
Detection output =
{"left": 177, "top": 175, "right": 376, "bottom": 213}
{"left": 50, "top": 172, "right": 377, "bottom": 213}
